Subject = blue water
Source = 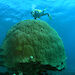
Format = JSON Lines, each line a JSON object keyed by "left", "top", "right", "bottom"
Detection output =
{"left": 0, "top": 0, "right": 75, "bottom": 74}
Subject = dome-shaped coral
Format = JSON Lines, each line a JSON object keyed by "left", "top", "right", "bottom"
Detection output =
{"left": 2, "top": 20, "right": 66, "bottom": 74}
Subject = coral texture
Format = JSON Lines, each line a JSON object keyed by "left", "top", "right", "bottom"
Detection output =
{"left": 2, "top": 20, "right": 66, "bottom": 71}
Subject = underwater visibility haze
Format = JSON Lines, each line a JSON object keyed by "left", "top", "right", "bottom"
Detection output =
{"left": 0, "top": 0, "right": 75, "bottom": 75}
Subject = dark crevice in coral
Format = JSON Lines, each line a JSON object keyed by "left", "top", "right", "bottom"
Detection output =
{"left": 5, "top": 62, "right": 64, "bottom": 75}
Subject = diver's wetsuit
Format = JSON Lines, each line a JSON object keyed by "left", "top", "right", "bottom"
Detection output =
{"left": 31, "top": 10, "right": 49, "bottom": 19}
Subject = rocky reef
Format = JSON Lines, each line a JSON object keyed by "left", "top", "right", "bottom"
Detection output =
{"left": 1, "top": 20, "right": 66, "bottom": 75}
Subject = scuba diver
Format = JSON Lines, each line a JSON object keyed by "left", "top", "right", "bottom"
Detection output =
{"left": 31, "top": 9, "right": 52, "bottom": 20}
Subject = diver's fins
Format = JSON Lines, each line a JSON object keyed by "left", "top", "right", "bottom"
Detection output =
{"left": 48, "top": 14, "right": 52, "bottom": 20}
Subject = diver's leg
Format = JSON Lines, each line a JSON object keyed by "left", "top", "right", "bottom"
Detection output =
{"left": 43, "top": 13, "right": 52, "bottom": 19}
{"left": 43, "top": 13, "right": 49, "bottom": 16}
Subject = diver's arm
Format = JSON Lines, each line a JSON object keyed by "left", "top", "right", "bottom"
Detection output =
{"left": 42, "top": 8, "right": 46, "bottom": 12}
